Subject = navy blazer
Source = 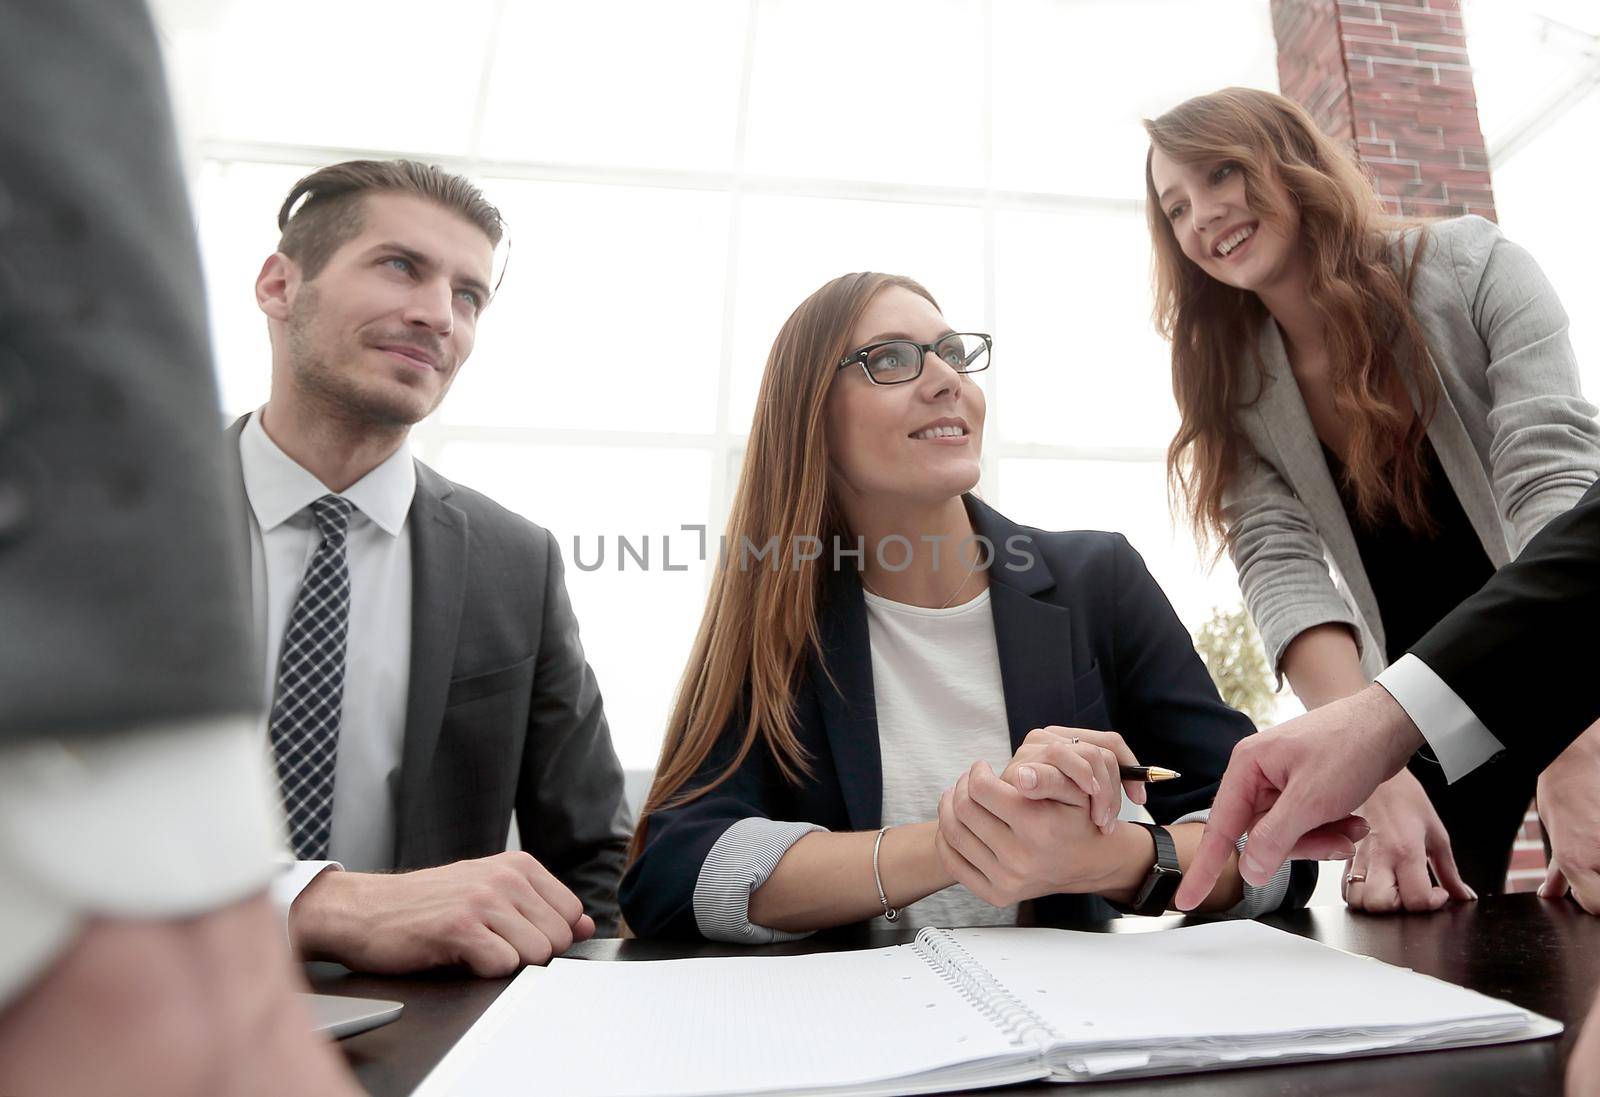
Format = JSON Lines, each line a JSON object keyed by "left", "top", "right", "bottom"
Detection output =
{"left": 622, "top": 498, "right": 1316, "bottom": 937}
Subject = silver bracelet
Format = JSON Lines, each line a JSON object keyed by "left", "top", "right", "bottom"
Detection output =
{"left": 873, "top": 825, "right": 899, "bottom": 922}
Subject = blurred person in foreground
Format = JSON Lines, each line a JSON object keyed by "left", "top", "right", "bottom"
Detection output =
{"left": 0, "top": 1, "right": 359, "bottom": 1094}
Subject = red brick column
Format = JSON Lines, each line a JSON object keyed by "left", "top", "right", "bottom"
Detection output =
{"left": 1506, "top": 813, "right": 1551, "bottom": 895}
{"left": 1271, "top": 0, "right": 1496, "bottom": 220}
{"left": 1273, "top": 0, "right": 1546, "bottom": 894}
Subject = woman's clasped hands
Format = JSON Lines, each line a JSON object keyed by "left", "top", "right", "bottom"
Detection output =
{"left": 934, "top": 727, "right": 1152, "bottom": 907}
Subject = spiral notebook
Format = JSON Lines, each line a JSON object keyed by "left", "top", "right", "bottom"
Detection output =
{"left": 412, "top": 920, "right": 1559, "bottom": 1097}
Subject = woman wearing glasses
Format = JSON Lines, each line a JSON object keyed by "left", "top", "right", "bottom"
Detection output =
{"left": 620, "top": 272, "right": 1317, "bottom": 940}
{"left": 1144, "top": 87, "right": 1600, "bottom": 913}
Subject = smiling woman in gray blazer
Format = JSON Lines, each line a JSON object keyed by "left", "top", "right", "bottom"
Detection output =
{"left": 1143, "top": 87, "right": 1600, "bottom": 914}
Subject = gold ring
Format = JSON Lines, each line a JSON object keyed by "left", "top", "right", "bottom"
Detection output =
{"left": 1345, "top": 873, "right": 1366, "bottom": 884}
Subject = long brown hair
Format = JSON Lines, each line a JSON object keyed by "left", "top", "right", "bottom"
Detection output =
{"left": 1144, "top": 87, "right": 1439, "bottom": 548}
{"left": 627, "top": 273, "right": 939, "bottom": 862}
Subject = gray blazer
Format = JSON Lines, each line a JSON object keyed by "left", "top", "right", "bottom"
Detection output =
{"left": 1224, "top": 215, "right": 1600, "bottom": 682}
{"left": 1, "top": 1, "right": 258, "bottom": 740}
{"left": 226, "top": 424, "right": 632, "bottom": 931}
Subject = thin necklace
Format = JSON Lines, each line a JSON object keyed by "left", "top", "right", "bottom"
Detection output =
{"left": 861, "top": 546, "right": 982, "bottom": 610}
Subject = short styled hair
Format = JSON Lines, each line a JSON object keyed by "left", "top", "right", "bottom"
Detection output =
{"left": 275, "top": 159, "right": 505, "bottom": 278}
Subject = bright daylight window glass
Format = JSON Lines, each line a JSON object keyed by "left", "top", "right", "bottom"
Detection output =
{"left": 156, "top": 0, "right": 1600, "bottom": 765}
{"left": 164, "top": 0, "right": 1280, "bottom": 766}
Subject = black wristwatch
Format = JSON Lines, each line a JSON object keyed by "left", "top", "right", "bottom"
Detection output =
{"left": 1124, "top": 821, "right": 1182, "bottom": 916}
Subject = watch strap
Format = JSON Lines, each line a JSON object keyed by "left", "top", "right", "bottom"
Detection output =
{"left": 1129, "top": 821, "right": 1182, "bottom": 916}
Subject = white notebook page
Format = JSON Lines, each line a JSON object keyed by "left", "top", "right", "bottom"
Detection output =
{"left": 420, "top": 943, "right": 1031, "bottom": 1097}
{"left": 942, "top": 920, "right": 1528, "bottom": 1049}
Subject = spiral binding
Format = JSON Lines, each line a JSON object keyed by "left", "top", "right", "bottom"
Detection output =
{"left": 913, "top": 928, "right": 1057, "bottom": 1050}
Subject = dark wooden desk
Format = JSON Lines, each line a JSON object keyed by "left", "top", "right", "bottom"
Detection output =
{"left": 309, "top": 894, "right": 1597, "bottom": 1097}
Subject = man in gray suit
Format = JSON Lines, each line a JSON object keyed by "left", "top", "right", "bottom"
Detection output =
{"left": 0, "top": 2, "right": 359, "bottom": 1093}
{"left": 238, "top": 160, "right": 631, "bottom": 975}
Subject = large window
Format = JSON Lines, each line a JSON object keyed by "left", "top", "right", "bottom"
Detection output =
{"left": 1464, "top": 0, "right": 1600, "bottom": 401}
{"left": 161, "top": 0, "right": 1291, "bottom": 768}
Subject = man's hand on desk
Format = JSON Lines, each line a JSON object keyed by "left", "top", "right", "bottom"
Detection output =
{"left": 0, "top": 894, "right": 360, "bottom": 1097}
{"left": 1537, "top": 720, "right": 1600, "bottom": 916}
{"left": 289, "top": 851, "right": 596, "bottom": 977}
{"left": 1176, "top": 684, "right": 1418, "bottom": 911}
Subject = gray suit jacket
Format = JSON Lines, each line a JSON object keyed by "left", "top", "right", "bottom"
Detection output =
{"left": 227, "top": 423, "right": 631, "bottom": 931}
{"left": 1224, "top": 215, "right": 1600, "bottom": 681}
{"left": 1, "top": 1, "right": 257, "bottom": 740}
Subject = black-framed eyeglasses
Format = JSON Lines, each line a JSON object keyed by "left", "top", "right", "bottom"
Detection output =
{"left": 835, "top": 332, "right": 992, "bottom": 386}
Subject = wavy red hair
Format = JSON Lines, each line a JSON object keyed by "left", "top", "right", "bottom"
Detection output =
{"left": 1144, "top": 87, "right": 1439, "bottom": 549}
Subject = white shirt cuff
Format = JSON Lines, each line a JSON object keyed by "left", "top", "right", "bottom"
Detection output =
{"left": 692, "top": 817, "right": 826, "bottom": 944}
{"left": 270, "top": 860, "right": 343, "bottom": 947}
{"left": 1376, "top": 654, "right": 1505, "bottom": 783}
{"left": 0, "top": 715, "right": 284, "bottom": 1004}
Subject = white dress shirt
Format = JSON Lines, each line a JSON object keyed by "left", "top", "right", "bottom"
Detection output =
{"left": 240, "top": 410, "right": 415, "bottom": 920}
{"left": 1375, "top": 653, "right": 1507, "bottom": 782}
{"left": 0, "top": 716, "right": 284, "bottom": 1004}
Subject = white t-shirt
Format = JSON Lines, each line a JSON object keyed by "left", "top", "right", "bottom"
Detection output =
{"left": 864, "top": 587, "right": 1019, "bottom": 930}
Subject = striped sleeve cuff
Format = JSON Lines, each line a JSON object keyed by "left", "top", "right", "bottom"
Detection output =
{"left": 1172, "top": 809, "right": 1291, "bottom": 918}
{"left": 692, "top": 817, "right": 827, "bottom": 944}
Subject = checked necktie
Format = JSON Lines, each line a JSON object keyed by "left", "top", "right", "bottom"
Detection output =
{"left": 270, "top": 494, "right": 355, "bottom": 860}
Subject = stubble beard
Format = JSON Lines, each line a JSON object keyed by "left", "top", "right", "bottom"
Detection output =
{"left": 285, "top": 285, "right": 446, "bottom": 429}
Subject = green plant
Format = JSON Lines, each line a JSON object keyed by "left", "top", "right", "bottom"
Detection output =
{"left": 1193, "top": 604, "right": 1278, "bottom": 728}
